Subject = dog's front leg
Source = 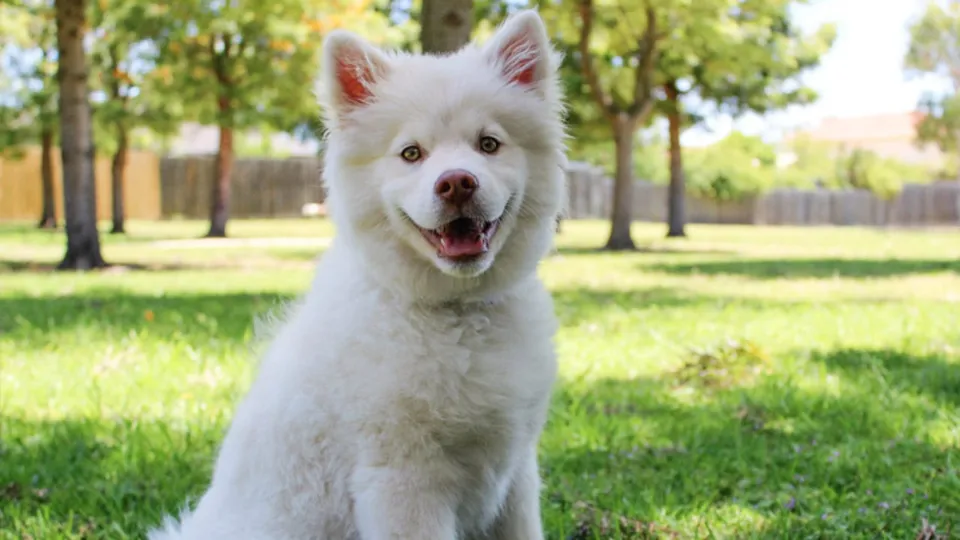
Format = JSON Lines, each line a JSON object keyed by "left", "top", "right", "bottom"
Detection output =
{"left": 487, "top": 448, "right": 545, "bottom": 540}
{"left": 351, "top": 460, "right": 460, "bottom": 540}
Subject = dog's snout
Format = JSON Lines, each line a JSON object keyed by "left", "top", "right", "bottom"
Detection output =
{"left": 434, "top": 169, "right": 478, "bottom": 206}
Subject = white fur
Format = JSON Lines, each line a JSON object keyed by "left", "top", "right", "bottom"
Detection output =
{"left": 149, "top": 9, "right": 567, "bottom": 540}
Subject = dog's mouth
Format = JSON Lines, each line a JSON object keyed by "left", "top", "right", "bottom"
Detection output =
{"left": 418, "top": 216, "right": 501, "bottom": 263}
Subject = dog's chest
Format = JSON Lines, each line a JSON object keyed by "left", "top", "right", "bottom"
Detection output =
{"left": 401, "top": 306, "right": 551, "bottom": 529}
{"left": 404, "top": 303, "right": 551, "bottom": 427}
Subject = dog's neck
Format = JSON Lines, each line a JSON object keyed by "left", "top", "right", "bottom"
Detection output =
{"left": 320, "top": 233, "right": 537, "bottom": 310}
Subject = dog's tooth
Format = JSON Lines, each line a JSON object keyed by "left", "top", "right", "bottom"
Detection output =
{"left": 440, "top": 237, "right": 447, "bottom": 247}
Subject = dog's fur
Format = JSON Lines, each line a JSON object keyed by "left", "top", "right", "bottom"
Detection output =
{"left": 149, "top": 9, "right": 566, "bottom": 539}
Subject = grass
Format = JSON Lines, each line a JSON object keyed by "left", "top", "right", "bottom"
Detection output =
{"left": 1, "top": 218, "right": 959, "bottom": 539}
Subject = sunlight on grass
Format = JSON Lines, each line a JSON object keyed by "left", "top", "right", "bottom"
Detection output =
{"left": 1, "top": 219, "right": 959, "bottom": 538}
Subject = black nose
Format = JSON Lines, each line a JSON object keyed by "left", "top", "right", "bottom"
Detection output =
{"left": 434, "top": 169, "right": 478, "bottom": 206}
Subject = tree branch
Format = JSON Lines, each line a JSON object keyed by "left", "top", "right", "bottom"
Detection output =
{"left": 107, "top": 44, "right": 121, "bottom": 100}
{"left": 577, "top": 0, "right": 618, "bottom": 125}
{"left": 628, "top": 4, "right": 660, "bottom": 121}
{"left": 210, "top": 34, "right": 233, "bottom": 86}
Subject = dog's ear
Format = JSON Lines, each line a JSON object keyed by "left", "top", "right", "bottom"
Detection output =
{"left": 483, "top": 10, "right": 555, "bottom": 90}
{"left": 320, "top": 30, "right": 390, "bottom": 120}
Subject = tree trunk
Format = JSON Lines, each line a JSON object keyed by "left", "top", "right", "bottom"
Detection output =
{"left": 420, "top": 0, "right": 473, "bottom": 54}
{"left": 38, "top": 128, "right": 57, "bottom": 229}
{"left": 55, "top": 0, "right": 105, "bottom": 270}
{"left": 604, "top": 115, "right": 637, "bottom": 251}
{"left": 110, "top": 124, "right": 127, "bottom": 234}
{"left": 207, "top": 121, "right": 234, "bottom": 238}
{"left": 665, "top": 81, "right": 686, "bottom": 238}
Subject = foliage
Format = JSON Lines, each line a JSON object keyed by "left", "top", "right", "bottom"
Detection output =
{"left": 159, "top": 0, "right": 406, "bottom": 147}
{"left": 0, "top": 0, "right": 58, "bottom": 151}
{"left": 905, "top": 1, "right": 960, "bottom": 164}
{"left": 538, "top": 0, "right": 667, "bottom": 126}
{"left": 632, "top": 133, "right": 669, "bottom": 184}
{"left": 684, "top": 132, "right": 776, "bottom": 201}
{"left": 1, "top": 220, "right": 959, "bottom": 537}
{"left": 774, "top": 133, "right": 837, "bottom": 189}
{"left": 833, "top": 148, "right": 935, "bottom": 199}
{"left": 916, "top": 92, "right": 960, "bottom": 158}
{"left": 154, "top": 0, "right": 321, "bottom": 133}
{"left": 536, "top": 0, "right": 835, "bottom": 149}
{"left": 689, "top": 1, "right": 836, "bottom": 117}
{"left": 87, "top": 0, "right": 182, "bottom": 155}
{"left": 904, "top": 0, "right": 960, "bottom": 83}
{"left": 774, "top": 134, "right": 937, "bottom": 197}
{"left": 567, "top": 133, "right": 669, "bottom": 184}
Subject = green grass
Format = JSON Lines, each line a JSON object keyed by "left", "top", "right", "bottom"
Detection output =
{"left": 2, "top": 219, "right": 959, "bottom": 539}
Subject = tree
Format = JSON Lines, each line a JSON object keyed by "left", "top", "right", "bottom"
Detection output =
{"left": 55, "top": 0, "right": 106, "bottom": 269}
{"left": 657, "top": 0, "right": 835, "bottom": 237}
{"left": 905, "top": 1, "right": 960, "bottom": 175}
{"left": 89, "top": 0, "right": 180, "bottom": 234}
{"left": 420, "top": 0, "right": 473, "bottom": 54}
{"left": 156, "top": 0, "right": 399, "bottom": 237}
{"left": 542, "top": 0, "right": 666, "bottom": 250}
{"left": 544, "top": 0, "right": 771, "bottom": 249}
{"left": 156, "top": 0, "right": 330, "bottom": 237}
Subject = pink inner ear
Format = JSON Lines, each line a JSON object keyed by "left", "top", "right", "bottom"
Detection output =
{"left": 498, "top": 35, "right": 538, "bottom": 86}
{"left": 336, "top": 56, "right": 373, "bottom": 105}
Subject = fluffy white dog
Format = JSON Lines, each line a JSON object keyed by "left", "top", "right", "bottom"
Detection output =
{"left": 150, "top": 9, "right": 566, "bottom": 539}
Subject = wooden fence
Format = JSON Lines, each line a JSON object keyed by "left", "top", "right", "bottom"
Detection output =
{"left": 0, "top": 146, "right": 161, "bottom": 221}
{"left": 7, "top": 151, "right": 954, "bottom": 227}
{"left": 160, "top": 157, "right": 960, "bottom": 226}
{"left": 159, "top": 156, "right": 324, "bottom": 219}
{"left": 563, "top": 161, "right": 960, "bottom": 227}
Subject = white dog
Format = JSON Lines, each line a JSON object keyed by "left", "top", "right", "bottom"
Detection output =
{"left": 150, "top": 9, "right": 566, "bottom": 539}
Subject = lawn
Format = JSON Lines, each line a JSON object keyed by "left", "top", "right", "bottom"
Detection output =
{"left": 1, "top": 219, "right": 959, "bottom": 539}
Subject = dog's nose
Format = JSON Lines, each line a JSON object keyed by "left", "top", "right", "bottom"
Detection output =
{"left": 434, "top": 169, "right": 478, "bottom": 206}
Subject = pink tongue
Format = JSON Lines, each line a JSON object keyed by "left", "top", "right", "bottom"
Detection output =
{"left": 439, "top": 233, "right": 486, "bottom": 257}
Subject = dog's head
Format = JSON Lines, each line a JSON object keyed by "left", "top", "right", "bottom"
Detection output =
{"left": 318, "top": 10, "right": 566, "bottom": 302}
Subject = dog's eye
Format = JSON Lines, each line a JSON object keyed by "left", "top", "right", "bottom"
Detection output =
{"left": 400, "top": 145, "right": 422, "bottom": 162}
{"left": 478, "top": 136, "right": 500, "bottom": 154}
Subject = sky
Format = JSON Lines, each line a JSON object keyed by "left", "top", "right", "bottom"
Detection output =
{"left": 681, "top": 0, "right": 948, "bottom": 147}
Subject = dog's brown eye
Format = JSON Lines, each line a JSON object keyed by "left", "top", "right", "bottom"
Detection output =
{"left": 479, "top": 136, "right": 500, "bottom": 154}
{"left": 400, "top": 145, "right": 422, "bottom": 162}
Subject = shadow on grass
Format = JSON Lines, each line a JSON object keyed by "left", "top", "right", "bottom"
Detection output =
{"left": 2, "top": 285, "right": 956, "bottom": 536}
{"left": 646, "top": 258, "right": 960, "bottom": 279}
{"left": 0, "top": 292, "right": 294, "bottom": 344}
{"left": 543, "top": 368, "right": 959, "bottom": 538}
{"left": 0, "top": 255, "right": 319, "bottom": 274}
{"left": 554, "top": 245, "right": 737, "bottom": 257}
{"left": 0, "top": 258, "right": 208, "bottom": 273}
{"left": 0, "top": 286, "right": 692, "bottom": 344}
{"left": 4, "top": 351, "right": 956, "bottom": 538}
{"left": 0, "top": 416, "right": 223, "bottom": 538}
{"left": 0, "top": 284, "right": 718, "bottom": 342}
{"left": 1, "top": 285, "right": 877, "bottom": 341}
{"left": 813, "top": 347, "right": 960, "bottom": 407}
